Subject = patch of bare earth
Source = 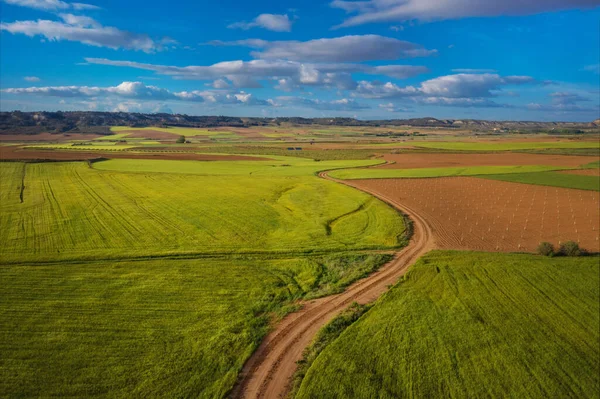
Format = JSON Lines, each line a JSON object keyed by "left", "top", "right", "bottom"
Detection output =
{"left": 377, "top": 153, "right": 598, "bottom": 169}
{"left": 350, "top": 177, "right": 600, "bottom": 253}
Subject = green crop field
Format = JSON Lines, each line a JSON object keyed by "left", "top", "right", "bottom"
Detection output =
{"left": 24, "top": 143, "right": 136, "bottom": 151}
{"left": 0, "top": 253, "right": 392, "bottom": 398}
{"left": 373, "top": 141, "right": 600, "bottom": 151}
{"left": 0, "top": 160, "right": 402, "bottom": 263}
{"left": 92, "top": 157, "right": 382, "bottom": 177}
{"left": 328, "top": 164, "right": 570, "bottom": 179}
{"left": 111, "top": 126, "right": 237, "bottom": 137}
{"left": 483, "top": 171, "right": 600, "bottom": 191}
{"left": 296, "top": 251, "right": 600, "bottom": 398}
{"left": 0, "top": 156, "right": 407, "bottom": 396}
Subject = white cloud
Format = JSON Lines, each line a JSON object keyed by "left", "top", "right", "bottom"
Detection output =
{"left": 210, "top": 79, "right": 231, "bottom": 89}
{"left": 331, "top": 0, "right": 600, "bottom": 27}
{"left": 228, "top": 13, "right": 292, "bottom": 32}
{"left": 84, "top": 57, "right": 429, "bottom": 90}
{"left": 2, "top": 0, "right": 99, "bottom": 10}
{"left": 379, "top": 102, "right": 410, "bottom": 112}
{"left": 273, "top": 96, "right": 369, "bottom": 111}
{"left": 214, "top": 35, "right": 436, "bottom": 62}
{"left": 1, "top": 81, "right": 275, "bottom": 107}
{"left": 0, "top": 15, "right": 163, "bottom": 52}
{"left": 24, "top": 76, "right": 40, "bottom": 82}
{"left": 355, "top": 73, "right": 537, "bottom": 107}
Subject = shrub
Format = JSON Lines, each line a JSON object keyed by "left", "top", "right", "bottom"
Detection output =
{"left": 537, "top": 242, "right": 555, "bottom": 257}
{"left": 176, "top": 135, "right": 186, "bottom": 144}
{"left": 559, "top": 241, "right": 581, "bottom": 257}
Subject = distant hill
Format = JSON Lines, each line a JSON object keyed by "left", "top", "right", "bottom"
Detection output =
{"left": 0, "top": 111, "right": 596, "bottom": 135}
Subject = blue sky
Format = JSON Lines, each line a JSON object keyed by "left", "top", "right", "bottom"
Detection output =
{"left": 0, "top": 0, "right": 598, "bottom": 121}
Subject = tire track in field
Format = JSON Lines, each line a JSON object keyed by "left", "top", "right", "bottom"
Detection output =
{"left": 231, "top": 171, "right": 435, "bottom": 399}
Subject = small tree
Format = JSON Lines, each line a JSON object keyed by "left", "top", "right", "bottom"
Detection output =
{"left": 176, "top": 135, "right": 186, "bottom": 144}
{"left": 537, "top": 242, "right": 554, "bottom": 257}
{"left": 559, "top": 241, "right": 581, "bottom": 257}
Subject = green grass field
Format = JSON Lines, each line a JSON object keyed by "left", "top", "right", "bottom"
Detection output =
{"left": 93, "top": 157, "right": 381, "bottom": 177}
{"left": 0, "top": 253, "right": 392, "bottom": 398}
{"left": 111, "top": 126, "right": 237, "bottom": 137}
{"left": 373, "top": 141, "right": 600, "bottom": 151}
{"left": 0, "top": 156, "right": 406, "bottom": 397}
{"left": 0, "top": 160, "right": 403, "bottom": 263}
{"left": 296, "top": 251, "right": 600, "bottom": 398}
{"left": 483, "top": 171, "right": 600, "bottom": 191}
{"left": 328, "top": 164, "right": 570, "bottom": 179}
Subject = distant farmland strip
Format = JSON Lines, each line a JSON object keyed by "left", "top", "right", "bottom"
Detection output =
{"left": 483, "top": 171, "right": 600, "bottom": 191}
{"left": 371, "top": 141, "right": 600, "bottom": 151}
{"left": 328, "top": 164, "right": 570, "bottom": 179}
{"left": 296, "top": 251, "right": 600, "bottom": 399}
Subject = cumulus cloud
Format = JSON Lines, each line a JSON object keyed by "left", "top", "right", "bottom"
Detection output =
{"left": 331, "top": 0, "right": 600, "bottom": 27}
{"left": 212, "top": 35, "right": 436, "bottom": 62}
{"left": 272, "top": 96, "right": 369, "bottom": 111}
{"left": 355, "top": 73, "right": 537, "bottom": 108}
{"left": 2, "top": 0, "right": 99, "bottom": 10}
{"left": 84, "top": 57, "right": 428, "bottom": 90}
{"left": 0, "top": 14, "right": 164, "bottom": 52}
{"left": 378, "top": 102, "right": 410, "bottom": 112}
{"left": 228, "top": 14, "right": 292, "bottom": 32}
{"left": 24, "top": 76, "right": 40, "bottom": 82}
{"left": 1, "top": 81, "right": 276, "bottom": 108}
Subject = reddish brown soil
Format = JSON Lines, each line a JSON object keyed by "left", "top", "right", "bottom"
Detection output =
{"left": 560, "top": 169, "right": 600, "bottom": 176}
{"left": 351, "top": 177, "right": 600, "bottom": 253}
{"left": 0, "top": 133, "right": 104, "bottom": 141}
{"left": 0, "top": 146, "right": 272, "bottom": 162}
{"left": 378, "top": 153, "right": 598, "bottom": 169}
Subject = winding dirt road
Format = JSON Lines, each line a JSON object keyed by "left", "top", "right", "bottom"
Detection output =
{"left": 231, "top": 171, "right": 435, "bottom": 399}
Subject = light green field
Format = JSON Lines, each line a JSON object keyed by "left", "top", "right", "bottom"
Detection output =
{"left": 328, "top": 164, "right": 569, "bottom": 179}
{"left": 93, "top": 157, "right": 382, "bottom": 177}
{"left": 0, "top": 253, "right": 392, "bottom": 398}
{"left": 0, "top": 161, "right": 403, "bottom": 263}
{"left": 93, "top": 133, "right": 131, "bottom": 141}
{"left": 297, "top": 251, "right": 600, "bottom": 398}
{"left": 0, "top": 157, "right": 406, "bottom": 397}
{"left": 484, "top": 171, "right": 600, "bottom": 191}
{"left": 111, "top": 126, "right": 237, "bottom": 137}
{"left": 373, "top": 141, "right": 600, "bottom": 151}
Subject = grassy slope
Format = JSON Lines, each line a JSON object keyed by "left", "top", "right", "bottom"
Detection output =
{"left": 0, "top": 254, "right": 390, "bottom": 398}
{"left": 483, "top": 171, "right": 600, "bottom": 191}
{"left": 92, "top": 157, "right": 381, "bottom": 176}
{"left": 297, "top": 251, "right": 600, "bottom": 398}
{"left": 329, "top": 164, "right": 571, "bottom": 179}
{"left": 0, "top": 161, "right": 403, "bottom": 263}
{"left": 0, "top": 157, "right": 406, "bottom": 397}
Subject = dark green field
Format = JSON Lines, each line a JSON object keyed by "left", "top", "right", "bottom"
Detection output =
{"left": 484, "top": 171, "right": 600, "bottom": 191}
{"left": 296, "top": 251, "right": 600, "bottom": 398}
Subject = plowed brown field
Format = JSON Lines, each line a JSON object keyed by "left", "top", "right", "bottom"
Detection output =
{"left": 377, "top": 153, "right": 598, "bottom": 169}
{"left": 350, "top": 177, "right": 600, "bottom": 253}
